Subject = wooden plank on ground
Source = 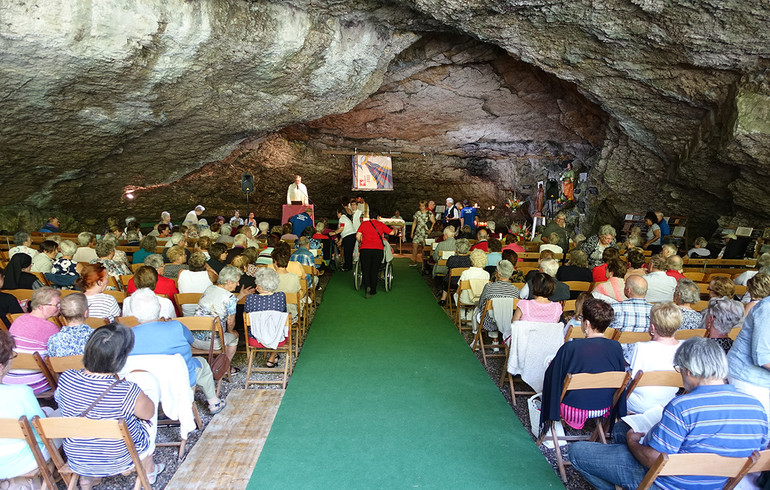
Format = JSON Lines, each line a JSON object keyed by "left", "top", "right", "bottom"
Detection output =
{"left": 166, "top": 389, "right": 284, "bottom": 490}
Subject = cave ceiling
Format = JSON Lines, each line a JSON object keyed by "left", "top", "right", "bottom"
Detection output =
{"left": 0, "top": 0, "right": 768, "bottom": 238}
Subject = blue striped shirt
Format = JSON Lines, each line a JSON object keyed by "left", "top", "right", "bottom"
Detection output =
{"left": 647, "top": 384, "right": 769, "bottom": 489}
{"left": 54, "top": 370, "right": 150, "bottom": 477}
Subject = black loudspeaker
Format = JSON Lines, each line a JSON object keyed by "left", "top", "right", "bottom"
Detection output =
{"left": 241, "top": 173, "right": 254, "bottom": 194}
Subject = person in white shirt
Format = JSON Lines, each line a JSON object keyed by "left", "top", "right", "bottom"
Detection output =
{"left": 286, "top": 175, "right": 309, "bottom": 204}
{"left": 7, "top": 232, "right": 39, "bottom": 260}
{"left": 539, "top": 233, "right": 563, "bottom": 255}
{"left": 72, "top": 232, "right": 98, "bottom": 263}
{"left": 626, "top": 302, "right": 682, "bottom": 414}
{"left": 229, "top": 210, "right": 243, "bottom": 228}
{"left": 184, "top": 205, "right": 205, "bottom": 226}
{"left": 734, "top": 253, "right": 770, "bottom": 286}
{"left": 643, "top": 255, "right": 677, "bottom": 303}
{"left": 31, "top": 240, "right": 59, "bottom": 273}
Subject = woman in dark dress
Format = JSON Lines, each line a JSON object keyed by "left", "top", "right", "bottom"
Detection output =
{"left": 0, "top": 267, "right": 24, "bottom": 325}
{"left": 3, "top": 254, "right": 43, "bottom": 290}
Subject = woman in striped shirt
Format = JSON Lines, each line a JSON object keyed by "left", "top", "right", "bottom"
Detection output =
{"left": 77, "top": 263, "right": 121, "bottom": 322}
{"left": 55, "top": 323, "right": 164, "bottom": 487}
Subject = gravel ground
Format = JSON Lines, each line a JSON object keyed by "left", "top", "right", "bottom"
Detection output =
{"left": 58, "top": 263, "right": 591, "bottom": 489}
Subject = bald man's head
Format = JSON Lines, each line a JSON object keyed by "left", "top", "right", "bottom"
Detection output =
{"left": 625, "top": 275, "right": 648, "bottom": 298}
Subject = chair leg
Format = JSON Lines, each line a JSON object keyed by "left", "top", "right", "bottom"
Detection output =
{"left": 508, "top": 373, "right": 516, "bottom": 404}
{"left": 244, "top": 349, "right": 254, "bottom": 388}
{"left": 552, "top": 423, "right": 568, "bottom": 483}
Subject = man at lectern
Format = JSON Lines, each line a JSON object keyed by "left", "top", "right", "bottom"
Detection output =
{"left": 287, "top": 174, "right": 309, "bottom": 205}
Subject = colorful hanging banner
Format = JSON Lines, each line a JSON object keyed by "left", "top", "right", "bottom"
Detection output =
{"left": 352, "top": 155, "right": 393, "bottom": 191}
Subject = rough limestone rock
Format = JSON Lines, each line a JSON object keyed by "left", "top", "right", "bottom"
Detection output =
{"left": 0, "top": 0, "right": 768, "bottom": 238}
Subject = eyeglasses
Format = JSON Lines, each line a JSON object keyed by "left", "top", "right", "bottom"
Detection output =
{"left": 673, "top": 365, "right": 683, "bottom": 373}
{"left": 577, "top": 315, "right": 584, "bottom": 322}
{"left": 10, "top": 352, "right": 18, "bottom": 359}
{"left": 43, "top": 303, "right": 60, "bottom": 309}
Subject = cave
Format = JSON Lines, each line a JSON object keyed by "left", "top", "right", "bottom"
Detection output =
{"left": 1, "top": 1, "right": 769, "bottom": 238}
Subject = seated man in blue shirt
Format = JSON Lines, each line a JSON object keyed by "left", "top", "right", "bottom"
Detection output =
{"left": 289, "top": 208, "right": 314, "bottom": 239}
{"left": 569, "top": 337, "right": 769, "bottom": 490}
{"left": 128, "top": 288, "right": 227, "bottom": 415}
{"left": 290, "top": 236, "right": 318, "bottom": 286}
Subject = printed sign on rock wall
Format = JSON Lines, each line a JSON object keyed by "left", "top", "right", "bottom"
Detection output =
{"left": 352, "top": 155, "right": 393, "bottom": 191}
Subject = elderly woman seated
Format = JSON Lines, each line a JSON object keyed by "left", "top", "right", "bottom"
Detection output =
{"left": 579, "top": 224, "right": 619, "bottom": 268}
{"left": 592, "top": 259, "right": 627, "bottom": 303}
{"left": 194, "top": 265, "right": 253, "bottom": 367}
{"left": 673, "top": 279, "right": 702, "bottom": 329}
{"left": 744, "top": 272, "right": 770, "bottom": 315}
{"left": 123, "top": 266, "right": 176, "bottom": 319}
{"left": 0, "top": 330, "right": 57, "bottom": 487}
{"left": 623, "top": 247, "right": 647, "bottom": 279}
{"left": 92, "top": 240, "right": 131, "bottom": 278}
{"left": 439, "top": 238, "right": 472, "bottom": 306}
{"left": 47, "top": 292, "right": 93, "bottom": 357}
{"left": 72, "top": 232, "right": 98, "bottom": 263}
{"left": 540, "top": 298, "right": 625, "bottom": 431}
{"left": 687, "top": 236, "right": 711, "bottom": 258}
{"left": 132, "top": 236, "right": 157, "bottom": 265}
{"left": 0, "top": 268, "right": 24, "bottom": 327}
{"left": 708, "top": 276, "right": 735, "bottom": 300}
{"left": 473, "top": 260, "right": 520, "bottom": 339}
{"left": 7, "top": 287, "right": 61, "bottom": 394}
{"left": 513, "top": 272, "right": 562, "bottom": 323}
{"left": 244, "top": 268, "right": 288, "bottom": 368}
{"left": 30, "top": 240, "right": 58, "bottom": 274}
{"left": 454, "top": 249, "right": 490, "bottom": 315}
{"left": 178, "top": 252, "right": 215, "bottom": 309}
{"left": 705, "top": 297, "right": 744, "bottom": 353}
{"left": 270, "top": 245, "right": 301, "bottom": 320}
{"left": 626, "top": 302, "right": 682, "bottom": 414}
{"left": 163, "top": 245, "right": 189, "bottom": 280}
{"left": 78, "top": 263, "right": 121, "bottom": 322}
{"left": 56, "top": 324, "right": 163, "bottom": 488}
{"left": 3, "top": 253, "right": 44, "bottom": 290}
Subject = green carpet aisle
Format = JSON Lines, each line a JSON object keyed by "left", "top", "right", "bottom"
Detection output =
{"left": 247, "top": 258, "right": 562, "bottom": 489}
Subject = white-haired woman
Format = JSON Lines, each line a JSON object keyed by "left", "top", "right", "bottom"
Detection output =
{"left": 244, "top": 268, "right": 287, "bottom": 368}
{"left": 673, "top": 278, "right": 702, "bottom": 329}
{"left": 410, "top": 200, "right": 435, "bottom": 267}
{"left": 705, "top": 298, "right": 744, "bottom": 353}
{"left": 194, "top": 265, "right": 254, "bottom": 368}
{"left": 579, "top": 224, "right": 618, "bottom": 268}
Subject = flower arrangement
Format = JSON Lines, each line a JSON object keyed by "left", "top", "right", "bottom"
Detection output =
{"left": 506, "top": 193, "right": 524, "bottom": 213}
{"left": 508, "top": 222, "right": 531, "bottom": 243}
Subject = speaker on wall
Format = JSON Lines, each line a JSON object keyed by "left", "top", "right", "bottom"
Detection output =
{"left": 241, "top": 173, "right": 254, "bottom": 194}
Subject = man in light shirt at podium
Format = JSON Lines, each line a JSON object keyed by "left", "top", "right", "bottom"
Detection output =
{"left": 287, "top": 174, "right": 309, "bottom": 205}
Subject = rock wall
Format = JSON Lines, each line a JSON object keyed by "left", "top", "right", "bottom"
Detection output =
{"left": 1, "top": 0, "right": 768, "bottom": 238}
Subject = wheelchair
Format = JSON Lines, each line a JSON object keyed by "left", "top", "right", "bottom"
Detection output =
{"left": 352, "top": 241, "right": 393, "bottom": 292}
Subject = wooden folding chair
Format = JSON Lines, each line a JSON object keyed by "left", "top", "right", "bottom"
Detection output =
{"left": 32, "top": 416, "right": 152, "bottom": 490}
{"left": 174, "top": 292, "right": 203, "bottom": 317}
{"left": 284, "top": 291, "right": 303, "bottom": 354}
{"left": 114, "top": 316, "right": 140, "bottom": 327}
{"left": 563, "top": 325, "right": 617, "bottom": 343}
{"left": 4, "top": 289, "right": 34, "bottom": 302}
{"left": 176, "top": 316, "right": 231, "bottom": 394}
{"left": 613, "top": 330, "right": 652, "bottom": 344}
{"left": 696, "top": 282, "right": 711, "bottom": 299}
{"left": 674, "top": 328, "right": 707, "bottom": 340}
{"left": 445, "top": 267, "right": 469, "bottom": 317}
{"left": 243, "top": 312, "right": 293, "bottom": 389}
{"left": 13, "top": 352, "right": 56, "bottom": 400}
{"left": 734, "top": 284, "right": 748, "bottom": 298}
{"left": 625, "top": 369, "right": 684, "bottom": 399}
{"left": 683, "top": 271, "right": 705, "bottom": 282}
{"left": 301, "top": 264, "right": 320, "bottom": 308}
{"left": 0, "top": 416, "right": 59, "bottom": 489}
{"left": 638, "top": 451, "right": 758, "bottom": 490}
{"left": 56, "top": 316, "right": 107, "bottom": 329}
{"left": 454, "top": 280, "right": 485, "bottom": 333}
{"left": 729, "top": 327, "right": 742, "bottom": 340}
{"left": 43, "top": 355, "right": 84, "bottom": 391}
{"left": 563, "top": 281, "right": 591, "bottom": 294}
{"left": 119, "top": 274, "right": 133, "bottom": 291}
{"left": 470, "top": 299, "right": 518, "bottom": 366}
{"left": 130, "top": 263, "right": 143, "bottom": 273}
{"left": 691, "top": 300, "right": 709, "bottom": 312}
{"left": 704, "top": 272, "right": 733, "bottom": 282}
{"left": 102, "top": 289, "right": 127, "bottom": 306}
{"left": 32, "top": 271, "right": 52, "bottom": 287}
{"left": 536, "top": 371, "right": 631, "bottom": 482}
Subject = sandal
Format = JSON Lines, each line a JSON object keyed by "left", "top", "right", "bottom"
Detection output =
{"left": 147, "top": 463, "right": 166, "bottom": 485}
{"left": 209, "top": 400, "right": 227, "bottom": 415}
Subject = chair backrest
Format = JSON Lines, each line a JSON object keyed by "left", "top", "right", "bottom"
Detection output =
{"left": 729, "top": 327, "right": 741, "bottom": 340}
{"left": 560, "top": 371, "right": 630, "bottom": 406}
{"left": 284, "top": 292, "right": 301, "bottom": 322}
{"left": 114, "top": 316, "right": 140, "bottom": 327}
{"left": 13, "top": 351, "right": 56, "bottom": 392}
{"left": 697, "top": 283, "right": 711, "bottom": 298}
{"left": 449, "top": 267, "right": 468, "bottom": 279}
{"left": 130, "top": 263, "right": 143, "bottom": 273}
{"left": 58, "top": 316, "right": 108, "bottom": 329}
{"left": 626, "top": 369, "right": 684, "bottom": 397}
{"left": 457, "top": 279, "right": 488, "bottom": 305}
{"left": 674, "top": 328, "right": 707, "bottom": 340}
{"left": 243, "top": 310, "right": 292, "bottom": 345}
{"left": 32, "top": 416, "right": 152, "bottom": 490}
{"left": 174, "top": 293, "right": 203, "bottom": 312}
{"left": 44, "top": 355, "right": 85, "bottom": 389}
{"left": 0, "top": 416, "right": 57, "bottom": 489}
{"left": 563, "top": 281, "right": 591, "bottom": 292}
{"left": 119, "top": 274, "right": 133, "bottom": 290}
{"left": 637, "top": 451, "right": 758, "bottom": 490}
{"left": 734, "top": 285, "right": 747, "bottom": 298}
{"left": 4, "top": 289, "right": 34, "bottom": 301}
{"left": 704, "top": 272, "right": 733, "bottom": 282}
{"left": 613, "top": 330, "right": 651, "bottom": 344}
{"left": 101, "top": 289, "right": 126, "bottom": 305}
{"left": 683, "top": 271, "right": 705, "bottom": 282}
{"left": 691, "top": 300, "right": 709, "bottom": 312}
{"left": 562, "top": 300, "right": 577, "bottom": 315}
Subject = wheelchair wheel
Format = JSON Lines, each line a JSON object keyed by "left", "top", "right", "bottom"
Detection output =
{"left": 353, "top": 260, "right": 362, "bottom": 290}
{"left": 384, "top": 261, "right": 393, "bottom": 292}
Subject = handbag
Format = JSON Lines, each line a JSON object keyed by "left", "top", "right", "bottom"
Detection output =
{"left": 208, "top": 318, "right": 231, "bottom": 381}
{"left": 369, "top": 220, "right": 393, "bottom": 263}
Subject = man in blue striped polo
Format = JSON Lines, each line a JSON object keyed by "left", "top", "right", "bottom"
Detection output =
{"left": 569, "top": 337, "right": 769, "bottom": 490}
